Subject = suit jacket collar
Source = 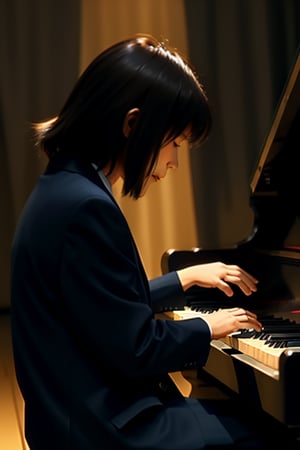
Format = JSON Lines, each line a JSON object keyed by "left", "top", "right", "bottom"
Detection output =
{"left": 45, "top": 154, "right": 111, "bottom": 194}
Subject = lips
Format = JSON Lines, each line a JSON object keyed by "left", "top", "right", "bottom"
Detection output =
{"left": 152, "top": 175, "right": 160, "bottom": 182}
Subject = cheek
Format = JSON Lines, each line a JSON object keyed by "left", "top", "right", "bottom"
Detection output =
{"left": 157, "top": 146, "right": 172, "bottom": 165}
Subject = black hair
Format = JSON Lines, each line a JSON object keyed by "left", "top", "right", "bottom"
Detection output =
{"left": 34, "top": 34, "right": 212, "bottom": 199}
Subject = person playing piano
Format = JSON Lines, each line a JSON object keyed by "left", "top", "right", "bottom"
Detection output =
{"left": 10, "top": 34, "right": 298, "bottom": 450}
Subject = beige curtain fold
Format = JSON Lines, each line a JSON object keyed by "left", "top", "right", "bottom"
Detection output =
{"left": 3, "top": 0, "right": 297, "bottom": 309}
{"left": 184, "top": 0, "right": 300, "bottom": 248}
{"left": 0, "top": 0, "right": 80, "bottom": 309}
{"left": 80, "top": 0, "right": 198, "bottom": 278}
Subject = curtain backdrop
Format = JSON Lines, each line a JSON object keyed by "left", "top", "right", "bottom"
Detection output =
{"left": 184, "top": 0, "right": 300, "bottom": 248}
{"left": 1, "top": 0, "right": 299, "bottom": 309}
{"left": 0, "top": 0, "right": 81, "bottom": 308}
{"left": 80, "top": 0, "right": 198, "bottom": 280}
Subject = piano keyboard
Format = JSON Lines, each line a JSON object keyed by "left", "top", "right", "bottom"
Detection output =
{"left": 167, "top": 307, "right": 300, "bottom": 371}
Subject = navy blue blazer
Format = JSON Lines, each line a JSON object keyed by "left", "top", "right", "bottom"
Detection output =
{"left": 11, "top": 156, "right": 233, "bottom": 449}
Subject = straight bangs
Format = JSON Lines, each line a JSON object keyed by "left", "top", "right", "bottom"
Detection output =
{"left": 162, "top": 70, "right": 212, "bottom": 148}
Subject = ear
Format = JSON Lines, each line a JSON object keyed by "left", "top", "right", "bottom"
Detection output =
{"left": 123, "top": 108, "right": 140, "bottom": 137}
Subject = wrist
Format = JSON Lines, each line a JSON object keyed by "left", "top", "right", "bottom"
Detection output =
{"left": 176, "top": 266, "right": 195, "bottom": 291}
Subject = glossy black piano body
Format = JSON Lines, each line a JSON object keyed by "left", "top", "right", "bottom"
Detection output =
{"left": 161, "top": 47, "right": 300, "bottom": 427}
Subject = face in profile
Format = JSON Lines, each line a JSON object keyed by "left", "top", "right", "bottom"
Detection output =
{"left": 139, "top": 133, "right": 188, "bottom": 197}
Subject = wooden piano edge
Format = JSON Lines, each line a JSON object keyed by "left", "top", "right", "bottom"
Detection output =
{"left": 166, "top": 309, "right": 300, "bottom": 375}
{"left": 161, "top": 310, "right": 300, "bottom": 428}
{"left": 203, "top": 340, "right": 300, "bottom": 428}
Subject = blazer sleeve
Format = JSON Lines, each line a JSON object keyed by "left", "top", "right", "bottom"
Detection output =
{"left": 61, "top": 194, "right": 211, "bottom": 378}
{"left": 149, "top": 272, "right": 187, "bottom": 313}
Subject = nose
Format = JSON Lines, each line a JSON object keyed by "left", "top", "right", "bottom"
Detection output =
{"left": 168, "top": 149, "right": 178, "bottom": 169}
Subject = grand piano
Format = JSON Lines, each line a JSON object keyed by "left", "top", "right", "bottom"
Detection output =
{"left": 161, "top": 47, "right": 300, "bottom": 429}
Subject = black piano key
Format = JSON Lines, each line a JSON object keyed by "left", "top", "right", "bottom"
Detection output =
{"left": 267, "top": 333, "right": 300, "bottom": 340}
{"left": 260, "top": 317, "right": 292, "bottom": 326}
{"left": 266, "top": 333, "right": 300, "bottom": 347}
{"left": 261, "top": 324, "right": 300, "bottom": 333}
{"left": 286, "top": 340, "right": 300, "bottom": 347}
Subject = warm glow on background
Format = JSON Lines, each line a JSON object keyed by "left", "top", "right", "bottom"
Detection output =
{"left": 80, "top": 0, "right": 198, "bottom": 278}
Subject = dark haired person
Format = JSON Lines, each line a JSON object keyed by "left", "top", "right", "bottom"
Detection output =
{"left": 10, "top": 34, "right": 295, "bottom": 450}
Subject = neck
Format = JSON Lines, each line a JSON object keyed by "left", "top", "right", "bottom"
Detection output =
{"left": 103, "top": 162, "right": 123, "bottom": 187}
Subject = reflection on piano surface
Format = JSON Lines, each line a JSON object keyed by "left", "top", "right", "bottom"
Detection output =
{"left": 161, "top": 47, "right": 300, "bottom": 429}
